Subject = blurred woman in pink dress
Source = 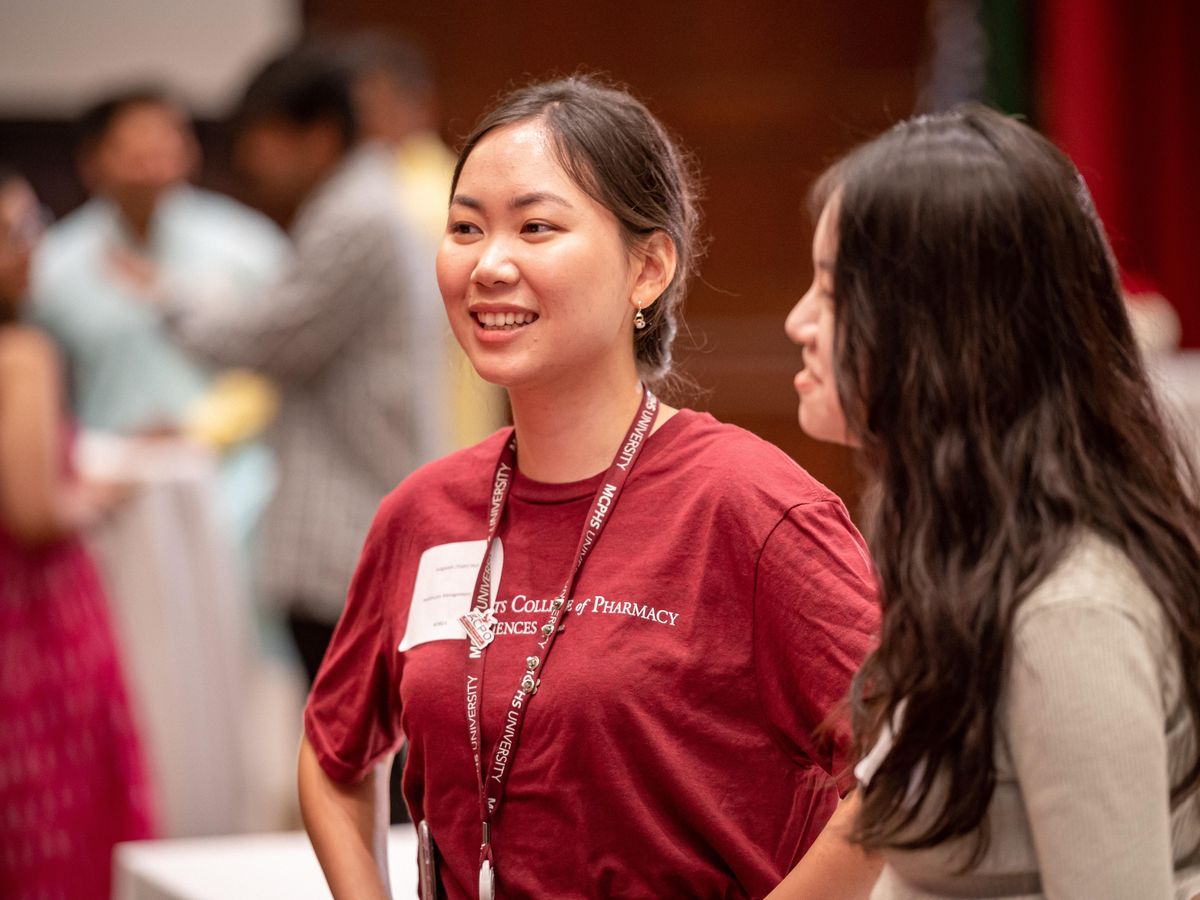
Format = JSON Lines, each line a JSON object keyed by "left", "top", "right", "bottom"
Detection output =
{"left": 0, "top": 166, "right": 153, "bottom": 899}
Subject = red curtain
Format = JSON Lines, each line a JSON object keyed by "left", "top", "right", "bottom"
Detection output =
{"left": 1038, "top": 0, "right": 1200, "bottom": 344}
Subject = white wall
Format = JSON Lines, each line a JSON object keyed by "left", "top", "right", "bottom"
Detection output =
{"left": 0, "top": 0, "right": 302, "bottom": 117}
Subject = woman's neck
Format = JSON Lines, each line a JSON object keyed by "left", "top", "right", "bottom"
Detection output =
{"left": 508, "top": 369, "right": 675, "bottom": 484}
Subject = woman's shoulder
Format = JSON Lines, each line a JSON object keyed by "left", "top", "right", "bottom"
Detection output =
{"left": 1025, "top": 533, "right": 1153, "bottom": 609}
{"left": 1017, "top": 531, "right": 1168, "bottom": 644}
{"left": 658, "top": 408, "right": 843, "bottom": 508}
{"left": 375, "top": 428, "right": 511, "bottom": 524}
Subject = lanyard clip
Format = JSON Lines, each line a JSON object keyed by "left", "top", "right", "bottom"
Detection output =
{"left": 482, "top": 821, "right": 491, "bottom": 848}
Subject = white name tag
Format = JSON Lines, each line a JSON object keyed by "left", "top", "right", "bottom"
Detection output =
{"left": 398, "top": 540, "right": 503, "bottom": 651}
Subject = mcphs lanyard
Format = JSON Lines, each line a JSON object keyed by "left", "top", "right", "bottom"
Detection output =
{"left": 459, "top": 387, "right": 659, "bottom": 899}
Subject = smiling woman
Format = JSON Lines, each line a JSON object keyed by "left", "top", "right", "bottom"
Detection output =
{"left": 785, "top": 196, "right": 851, "bottom": 447}
{"left": 436, "top": 90, "right": 695, "bottom": 421}
{"left": 297, "top": 74, "right": 881, "bottom": 900}
{"left": 435, "top": 117, "right": 679, "bottom": 445}
{"left": 778, "top": 105, "right": 1200, "bottom": 900}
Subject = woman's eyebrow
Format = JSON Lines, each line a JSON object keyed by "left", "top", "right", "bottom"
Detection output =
{"left": 449, "top": 192, "right": 574, "bottom": 211}
{"left": 511, "top": 191, "right": 573, "bottom": 209}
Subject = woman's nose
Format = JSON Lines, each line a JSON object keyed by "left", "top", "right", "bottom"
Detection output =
{"left": 471, "top": 237, "right": 520, "bottom": 287}
{"left": 785, "top": 289, "right": 817, "bottom": 345}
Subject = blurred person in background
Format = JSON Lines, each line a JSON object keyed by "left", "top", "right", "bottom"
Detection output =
{"left": 126, "top": 44, "right": 448, "bottom": 690}
{"left": 776, "top": 106, "right": 1200, "bottom": 899}
{"left": 29, "top": 87, "right": 286, "bottom": 552}
{"left": 342, "top": 30, "right": 451, "bottom": 239}
{"left": 344, "top": 30, "right": 506, "bottom": 452}
{"left": 0, "top": 165, "right": 153, "bottom": 900}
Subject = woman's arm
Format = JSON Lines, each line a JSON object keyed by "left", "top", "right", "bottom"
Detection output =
{"left": 765, "top": 792, "right": 882, "bottom": 900}
{"left": 0, "top": 326, "right": 117, "bottom": 544}
{"left": 1005, "top": 599, "right": 1176, "bottom": 899}
{"left": 298, "top": 735, "right": 393, "bottom": 900}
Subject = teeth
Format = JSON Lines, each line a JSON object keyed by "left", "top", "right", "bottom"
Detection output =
{"left": 476, "top": 311, "right": 537, "bottom": 329}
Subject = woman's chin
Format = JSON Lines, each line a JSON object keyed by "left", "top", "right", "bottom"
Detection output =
{"left": 799, "top": 403, "right": 850, "bottom": 446}
{"left": 462, "top": 354, "right": 526, "bottom": 391}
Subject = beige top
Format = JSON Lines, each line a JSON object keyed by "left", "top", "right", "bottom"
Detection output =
{"left": 870, "top": 533, "right": 1200, "bottom": 900}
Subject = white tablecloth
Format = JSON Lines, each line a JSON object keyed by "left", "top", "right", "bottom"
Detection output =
{"left": 114, "top": 826, "right": 419, "bottom": 900}
{"left": 78, "top": 434, "right": 304, "bottom": 837}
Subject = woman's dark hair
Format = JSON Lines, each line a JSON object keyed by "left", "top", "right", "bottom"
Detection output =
{"left": 449, "top": 74, "right": 702, "bottom": 387}
{"left": 812, "top": 105, "right": 1200, "bottom": 861}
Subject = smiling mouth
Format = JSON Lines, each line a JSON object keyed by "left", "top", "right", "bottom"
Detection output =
{"left": 472, "top": 310, "right": 539, "bottom": 331}
{"left": 795, "top": 369, "right": 820, "bottom": 392}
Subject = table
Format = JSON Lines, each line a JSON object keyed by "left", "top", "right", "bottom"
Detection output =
{"left": 77, "top": 433, "right": 304, "bottom": 837}
{"left": 114, "top": 826, "right": 419, "bottom": 899}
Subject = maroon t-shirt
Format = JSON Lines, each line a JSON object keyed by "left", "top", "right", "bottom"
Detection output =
{"left": 305, "top": 410, "right": 878, "bottom": 899}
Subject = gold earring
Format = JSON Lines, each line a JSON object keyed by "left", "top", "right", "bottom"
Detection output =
{"left": 634, "top": 303, "right": 647, "bottom": 330}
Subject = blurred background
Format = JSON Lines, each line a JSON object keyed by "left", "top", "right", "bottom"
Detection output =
{"left": 4, "top": 0, "right": 1197, "bottom": 501}
{"left": 0, "top": 1, "right": 1195, "bottom": 897}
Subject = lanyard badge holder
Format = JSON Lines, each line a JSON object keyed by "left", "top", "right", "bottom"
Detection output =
{"left": 417, "top": 819, "right": 440, "bottom": 900}
{"left": 459, "top": 388, "right": 659, "bottom": 899}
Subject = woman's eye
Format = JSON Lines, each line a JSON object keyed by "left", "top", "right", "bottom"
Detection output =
{"left": 448, "top": 222, "right": 481, "bottom": 236}
{"left": 522, "top": 222, "right": 556, "bottom": 235}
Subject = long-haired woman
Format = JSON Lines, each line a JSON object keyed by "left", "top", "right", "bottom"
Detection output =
{"left": 298, "top": 76, "right": 881, "bottom": 899}
{"left": 778, "top": 105, "right": 1200, "bottom": 898}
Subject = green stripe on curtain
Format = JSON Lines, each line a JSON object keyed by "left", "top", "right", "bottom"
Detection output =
{"left": 981, "top": 0, "right": 1034, "bottom": 118}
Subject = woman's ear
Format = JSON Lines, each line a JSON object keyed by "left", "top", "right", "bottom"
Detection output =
{"left": 631, "top": 231, "right": 677, "bottom": 312}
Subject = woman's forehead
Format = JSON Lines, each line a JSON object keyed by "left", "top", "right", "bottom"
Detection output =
{"left": 459, "top": 122, "right": 573, "bottom": 192}
{"left": 455, "top": 121, "right": 619, "bottom": 225}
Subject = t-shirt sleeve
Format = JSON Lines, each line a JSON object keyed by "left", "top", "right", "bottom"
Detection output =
{"left": 753, "top": 499, "right": 879, "bottom": 793}
{"left": 303, "top": 494, "right": 406, "bottom": 784}
{"left": 1003, "top": 600, "right": 1174, "bottom": 900}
